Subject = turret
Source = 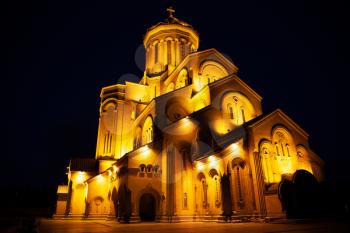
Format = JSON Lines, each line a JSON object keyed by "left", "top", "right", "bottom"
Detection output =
{"left": 143, "top": 7, "right": 199, "bottom": 75}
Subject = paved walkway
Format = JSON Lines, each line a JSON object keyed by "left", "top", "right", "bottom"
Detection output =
{"left": 36, "top": 219, "right": 349, "bottom": 233}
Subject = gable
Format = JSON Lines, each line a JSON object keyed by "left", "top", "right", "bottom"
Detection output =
{"left": 245, "top": 109, "right": 310, "bottom": 151}
{"left": 163, "top": 48, "right": 238, "bottom": 89}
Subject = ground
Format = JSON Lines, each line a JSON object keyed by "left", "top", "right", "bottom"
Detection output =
{"left": 34, "top": 219, "right": 350, "bottom": 233}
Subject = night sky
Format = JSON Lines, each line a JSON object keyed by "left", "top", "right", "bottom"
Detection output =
{"left": 4, "top": 0, "right": 344, "bottom": 188}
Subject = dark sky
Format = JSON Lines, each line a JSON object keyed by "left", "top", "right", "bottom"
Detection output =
{"left": 4, "top": 0, "right": 344, "bottom": 187}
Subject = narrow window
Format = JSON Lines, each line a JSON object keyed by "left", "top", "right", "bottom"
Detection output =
{"left": 106, "top": 132, "right": 110, "bottom": 154}
{"left": 149, "top": 127, "right": 153, "bottom": 142}
{"left": 280, "top": 143, "right": 285, "bottom": 156}
{"left": 140, "top": 165, "right": 146, "bottom": 173}
{"left": 147, "top": 165, "right": 152, "bottom": 173}
{"left": 228, "top": 105, "right": 234, "bottom": 119}
{"left": 109, "top": 134, "right": 112, "bottom": 154}
{"left": 286, "top": 144, "right": 290, "bottom": 157}
{"left": 154, "top": 43, "right": 158, "bottom": 64}
{"left": 104, "top": 134, "right": 107, "bottom": 154}
{"left": 167, "top": 40, "right": 171, "bottom": 64}
{"left": 153, "top": 165, "right": 159, "bottom": 174}
{"left": 275, "top": 143, "right": 280, "bottom": 156}
{"left": 183, "top": 192, "right": 188, "bottom": 209}
{"left": 241, "top": 108, "right": 246, "bottom": 123}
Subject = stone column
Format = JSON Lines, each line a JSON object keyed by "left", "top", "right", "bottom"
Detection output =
{"left": 252, "top": 151, "right": 267, "bottom": 216}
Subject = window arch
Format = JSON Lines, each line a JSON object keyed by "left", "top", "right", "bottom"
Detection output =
{"left": 208, "top": 169, "right": 220, "bottom": 207}
{"left": 227, "top": 103, "right": 234, "bottom": 120}
{"left": 142, "top": 116, "right": 153, "bottom": 145}
{"left": 146, "top": 164, "right": 153, "bottom": 173}
{"left": 153, "top": 165, "right": 160, "bottom": 174}
{"left": 199, "top": 61, "right": 228, "bottom": 85}
{"left": 139, "top": 164, "right": 146, "bottom": 173}
{"left": 231, "top": 158, "right": 246, "bottom": 209}
{"left": 197, "top": 172, "right": 208, "bottom": 208}
{"left": 221, "top": 92, "right": 255, "bottom": 127}
{"left": 271, "top": 126, "right": 296, "bottom": 176}
{"left": 259, "top": 140, "right": 278, "bottom": 183}
{"left": 100, "top": 100, "right": 117, "bottom": 156}
{"left": 154, "top": 42, "right": 159, "bottom": 64}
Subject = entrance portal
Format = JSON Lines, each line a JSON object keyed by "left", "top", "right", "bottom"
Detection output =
{"left": 139, "top": 193, "right": 156, "bottom": 221}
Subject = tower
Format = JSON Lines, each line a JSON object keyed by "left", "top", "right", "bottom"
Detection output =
{"left": 143, "top": 7, "right": 199, "bottom": 76}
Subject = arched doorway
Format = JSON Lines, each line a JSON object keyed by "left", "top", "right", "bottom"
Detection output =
{"left": 139, "top": 193, "right": 156, "bottom": 221}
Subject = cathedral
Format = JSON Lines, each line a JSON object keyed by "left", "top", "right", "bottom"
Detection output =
{"left": 55, "top": 8, "right": 324, "bottom": 222}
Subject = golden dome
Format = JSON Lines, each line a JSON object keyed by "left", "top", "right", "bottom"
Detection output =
{"left": 143, "top": 7, "right": 199, "bottom": 50}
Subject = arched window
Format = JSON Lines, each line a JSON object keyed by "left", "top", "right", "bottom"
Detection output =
{"left": 101, "top": 102, "right": 117, "bottom": 156}
{"left": 227, "top": 103, "right": 234, "bottom": 120}
{"left": 221, "top": 92, "right": 255, "bottom": 127}
{"left": 275, "top": 142, "right": 280, "bottom": 156}
{"left": 199, "top": 61, "right": 228, "bottom": 86}
{"left": 197, "top": 173, "right": 207, "bottom": 208}
{"left": 241, "top": 107, "right": 246, "bottom": 123}
{"left": 209, "top": 169, "right": 220, "bottom": 207}
{"left": 154, "top": 43, "right": 158, "bottom": 64}
{"left": 103, "top": 131, "right": 112, "bottom": 155}
{"left": 272, "top": 127, "right": 297, "bottom": 176}
{"left": 146, "top": 164, "right": 153, "bottom": 173}
{"left": 153, "top": 165, "right": 160, "bottom": 174}
{"left": 286, "top": 144, "right": 290, "bottom": 157}
{"left": 259, "top": 141, "right": 274, "bottom": 183}
{"left": 142, "top": 116, "right": 153, "bottom": 145}
{"left": 139, "top": 164, "right": 146, "bottom": 173}
{"left": 232, "top": 158, "right": 246, "bottom": 209}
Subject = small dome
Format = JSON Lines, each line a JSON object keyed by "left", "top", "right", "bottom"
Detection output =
{"left": 143, "top": 7, "right": 199, "bottom": 50}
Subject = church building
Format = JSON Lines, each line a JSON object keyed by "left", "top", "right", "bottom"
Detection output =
{"left": 55, "top": 8, "right": 324, "bottom": 222}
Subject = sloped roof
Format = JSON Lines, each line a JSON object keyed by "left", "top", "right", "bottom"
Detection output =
{"left": 244, "top": 108, "right": 309, "bottom": 138}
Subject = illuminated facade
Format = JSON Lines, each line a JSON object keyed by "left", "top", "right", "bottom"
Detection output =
{"left": 55, "top": 8, "right": 324, "bottom": 221}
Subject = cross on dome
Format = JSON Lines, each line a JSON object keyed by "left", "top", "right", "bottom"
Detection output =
{"left": 167, "top": 6, "right": 175, "bottom": 18}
